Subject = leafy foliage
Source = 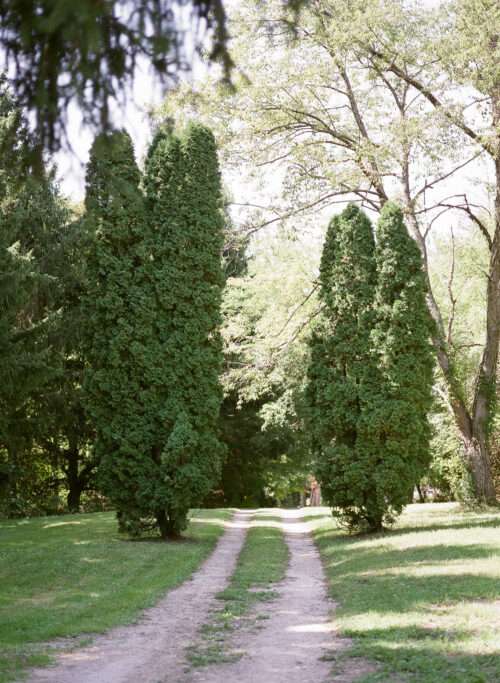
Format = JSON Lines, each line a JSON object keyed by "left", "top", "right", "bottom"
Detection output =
{"left": 217, "top": 235, "right": 317, "bottom": 506}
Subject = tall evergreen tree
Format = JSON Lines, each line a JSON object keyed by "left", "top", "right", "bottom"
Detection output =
{"left": 305, "top": 204, "right": 378, "bottom": 530}
{"left": 144, "top": 122, "right": 226, "bottom": 537}
{"left": 84, "top": 124, "right": 225, "bottom": 538}
{"left": 83, "top": 130, "right": 168, "bottom": 534}
{"left": 0, "top": 82, "right": 71, "bottom": 515}
{"left": 358, "top": 201, "right": 435, "bottom": 523}
{"left": 306, "top": 202, "right": 435, "bottom": 532}
{"left": 37, "top": 211, "right": 97, "bottom": 513}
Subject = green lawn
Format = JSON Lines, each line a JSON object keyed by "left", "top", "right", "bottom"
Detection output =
{"left": 0, "top": 508, "right": 231, "bottom": 683}
{"left": 312, "top": 503, "right": 500, "bottom": 683}
{"left": 188, "top": 510, "right": 289, "bottom": 667}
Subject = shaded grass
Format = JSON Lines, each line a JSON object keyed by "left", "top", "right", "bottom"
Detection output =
{"left": 188, "top": 512, "right": 289, "bottom": 667}
{"left": 0, "top": 508, "right": 231, "bottom": 683}
{"left": 314, "top": 502, "right": 500, "bottom": 683}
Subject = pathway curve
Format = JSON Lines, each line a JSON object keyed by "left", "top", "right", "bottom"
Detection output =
{"left": 25, "top": 510, "right": 252, "bottom": 683}
{"left": 188, "top": 508, "right": 346, "bottom": 683}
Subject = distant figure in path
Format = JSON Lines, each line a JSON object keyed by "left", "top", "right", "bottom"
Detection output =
{"left": 309, "top": 477, "right": 322, "bottom": 506}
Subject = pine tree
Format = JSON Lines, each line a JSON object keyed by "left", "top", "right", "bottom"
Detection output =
{"left": 358, "top": 201, "right": 435, "bottom": 522}
{"left": 144, "top": 122, "right": 226, "bottom": 537}
{"left": 305, "top": 204, "right": 378, "bottom": 530}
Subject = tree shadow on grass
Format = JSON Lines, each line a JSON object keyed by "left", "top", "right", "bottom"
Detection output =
{"left": 317, "top": 531, "right": 500, "bottom": 682}
{"left": 124, "top": 536, "right": 200, "bottom": 544}
{"left": 390, "top": 515, "right": 500, "bottom": 537}
{"left": 347, "top": 626, "right": 499, "bottom": 683}
{"left": 314, "top": 515, "right": 500, "bottom": 542}
{"left": 320, "top": 543, "right": 499, "bottom": 580}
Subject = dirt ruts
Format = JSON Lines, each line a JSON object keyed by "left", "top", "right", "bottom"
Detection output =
{"left": 25, "top": 509, "right": 366, "bottom": 683}
{"left": 186, "top": 509, "right": 343, "bottom": 683}
{"left": 25, "top": 511, "right": 251, "bottom": 683}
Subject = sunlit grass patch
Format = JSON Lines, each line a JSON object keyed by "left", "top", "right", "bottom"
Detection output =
{"left": 314, "top": 503, "right": 500, "bottom": 683}
{"left": 0, "top": 508, "right": 231, "bottom": 683}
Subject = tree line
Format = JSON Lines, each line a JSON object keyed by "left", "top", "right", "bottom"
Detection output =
{"left": 0, "top": 86, "right": 227, "bottom": 537}
{"left": 1, "top": 53, "right": 497, "bottom": 535}
{"left": 166, "top": 0, "right": 500, "bottom": 505}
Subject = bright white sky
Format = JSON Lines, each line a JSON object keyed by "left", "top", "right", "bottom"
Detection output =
{"left": 56, "top": 0, "right": 444, "bottom": 202}
{"left": 56, "top": 0, "right": 491, "bottom": 250}
{"left": 56, "top": 62, "right": 165, "bottom": 202}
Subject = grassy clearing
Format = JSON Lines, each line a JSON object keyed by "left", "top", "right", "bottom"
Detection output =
{"left": 0, "top": 508, "right": 231, "bottom": 683}
{"left": 188, "top": 511, "right": 289, "bottom": 667}
{"left": 313, "top": 502, "right": 500, "bottom": 683}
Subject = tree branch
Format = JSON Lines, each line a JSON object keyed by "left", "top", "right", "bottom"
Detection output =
{"left": 367, "top": 47, "right": 490, "bottom": 153}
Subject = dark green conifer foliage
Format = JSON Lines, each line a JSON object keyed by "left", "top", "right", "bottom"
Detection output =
{"left": 306, "top": 202, "right": 435, "bottom": 532}
{"left": 83, "top": 130, "right": 171, "bottom": 535}
{"left": 0, "top": 83, "right": 71, "bottom": 514}
{"left": 358, "top": 201, "right": 435, "bottom": 524}
{"left": 305, "top": 204, "right": 378, "bottom": 530}
{"left": 144, "top": 122, "right": 226, "bottom": 538}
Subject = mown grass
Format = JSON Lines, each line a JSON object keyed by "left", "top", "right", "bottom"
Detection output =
{"left": 313, "top": 502, "right": 500, "bottom": 683}
{"left": 188, "top": 511, "right": 289, "bottom": 667}
{"left": 0, "top": 508, "right": 231, "bottom": 683}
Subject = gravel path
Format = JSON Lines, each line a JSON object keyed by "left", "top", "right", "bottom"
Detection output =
{"left": 25, "top": 510, "right": 251, "bottom": 683}
{"left": 188, "top": 508, "right": 343, "bottom": 683}
{"left": 25, "top": 509, "right": 363, "bottom": 683}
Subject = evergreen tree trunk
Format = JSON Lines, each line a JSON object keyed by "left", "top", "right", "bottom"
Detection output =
{"left": 156, "top": 510, "right": 170, "bottom": 541}
{"left": 66, "top": 446, "right": 83, "bottom": 512}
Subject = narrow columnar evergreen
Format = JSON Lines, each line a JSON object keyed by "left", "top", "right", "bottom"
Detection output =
{"left": 83, "top": 130, "right": 173, "bottom": 536}
{"left": 305, "top": 204, "right": 378, "bottom": 530}
{"left": 306, "top": 202, "right": 435, "bottom": 532}
{"left": 0, "top": 85, "right": 72, "bottom": 515}
{"left": 358, "top": 201, "right": 435, "bottom": 523}
{"left": 144, "top": 122, "right": 226, "bottom": 538}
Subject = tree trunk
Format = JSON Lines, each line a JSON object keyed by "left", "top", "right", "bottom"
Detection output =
{"left": 467, "top": 87, "right": 500, "bottom": 504}
{"left": 67, "top": 483, "right": 84, "bottom": 512}
{"left": 367, "top": 514, "right": 384, "bottom": 533}
{"left": 156, "top": 510, "right": 169, "bottom": 540}
{"left": 463, "top": 436, "right": 497, "bottom": 502}
{"left": 156, "top": 509, "right": 182, "bottom": 540}
{"left": 371, "top": 60, "right": 500, "bottom": 505}
{"left": 402, "top": 187, "right": 497, "bottom": 504}
{"left": 66, "top": 446, "right": 83, "bottom": 512}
